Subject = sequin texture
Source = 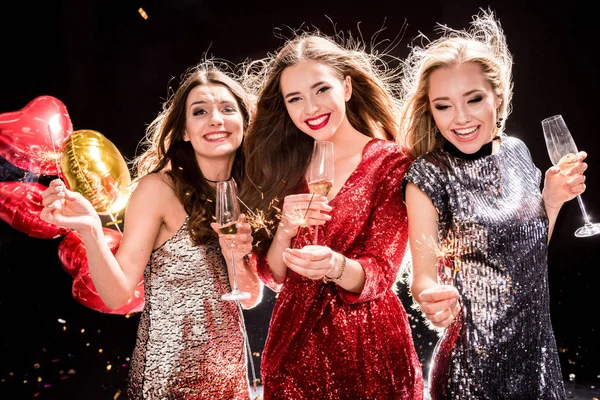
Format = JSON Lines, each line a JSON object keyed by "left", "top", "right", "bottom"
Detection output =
{"left": 404, "top": 135, "right": 566, "bottom": 399}
{"left": 127, "top": 218, "right": 250, "bottom": 399}
{"left": 257, "top": 139, "right": 424, "bottom": 400}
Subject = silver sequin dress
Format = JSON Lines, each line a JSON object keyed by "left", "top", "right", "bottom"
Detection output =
{"left": 403, "top": 135, "right": 566, "bottom": 399}
{"left": 127, "top": 219, "right": 250, "bottom": 400}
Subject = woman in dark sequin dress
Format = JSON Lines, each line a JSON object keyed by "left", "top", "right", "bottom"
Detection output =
{"left": 40, "top": 62, "right": 262, "bottom": 399}
{"left": 241, "top": 33, "right": 423, "bottom": 399}
{"left": 399, "top": 9, "right": 588, "bottom": 400}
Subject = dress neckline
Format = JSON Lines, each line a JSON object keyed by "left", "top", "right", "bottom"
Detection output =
{"left": 303, "top": 137, "right": 380, "bottom": 203}
{"left": 442, "top": 136, "right": 501, "bottom": 160}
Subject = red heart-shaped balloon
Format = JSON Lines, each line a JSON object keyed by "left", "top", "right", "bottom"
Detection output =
{"left": 0, "top": 96, "right": 73, "bottom": 175}
{"left": 58, "top": 228, "right": 145, "bottom": 314}
{"left": 0, "top": 181, "right": 70, "bottom": 239}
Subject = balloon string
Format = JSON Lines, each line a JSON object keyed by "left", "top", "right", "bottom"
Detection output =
{"left": 47, "top": 124, "right": 62, "bottom": 175}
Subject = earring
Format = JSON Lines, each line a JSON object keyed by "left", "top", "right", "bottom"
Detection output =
{"left": 496, "top": 117, "right": 503, "bottom": 129}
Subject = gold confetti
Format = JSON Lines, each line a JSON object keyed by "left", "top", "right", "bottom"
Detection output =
{"left": 138, "top": 8, "right": 148, "bottom": 20}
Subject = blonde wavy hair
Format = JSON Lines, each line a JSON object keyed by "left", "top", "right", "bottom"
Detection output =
{"left": 398, "top": 8, "right": 514, "bottom": 159}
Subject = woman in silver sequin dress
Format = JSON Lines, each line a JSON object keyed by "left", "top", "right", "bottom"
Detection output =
{"left": 39, "top": 62, "right": 262, "bottom": 399}
{"left": 399, "top": 9, "right": 588, "bottom": 400}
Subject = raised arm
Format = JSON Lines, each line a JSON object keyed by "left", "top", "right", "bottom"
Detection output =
{"left": 41, "top": 175, "right": 167, "bottom": 310}
{"left": 541, "top": 151, "right": 588, "bottom": 240}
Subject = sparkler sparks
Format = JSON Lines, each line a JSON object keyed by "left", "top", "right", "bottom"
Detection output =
{"left": 286, "top": 193, "right": 315, "bottom": 228}
{"left": 236, "top": 196, "right": 279, "bottom": 238}
{"left": 417, "top": 233, "right": 463, "bottom": 285}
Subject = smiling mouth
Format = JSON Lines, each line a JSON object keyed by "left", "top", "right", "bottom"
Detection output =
{"left": 305, "top": 114, "right": 330, "bottom": 130}
{"left": 452, "top": 126, "right": 479, "bottom": 140}
{"left": 204, "top": 132, "right": 230, "bottom": 141}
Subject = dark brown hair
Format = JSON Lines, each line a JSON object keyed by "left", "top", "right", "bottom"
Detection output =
{"left": 133, "top": 61, "right": 253, "bottom": 245}
{"left": 240, "top": 32, "right": 402, "bottom": 253}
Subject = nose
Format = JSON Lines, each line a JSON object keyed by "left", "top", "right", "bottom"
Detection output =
{"left": 454, "top": 105, "right": 471, "bottom": 125}
{"left": 303, "top": 98, "right": 319, "bottom": 116}
{"left": 209, "top": 110, "right": 224, "bottom": 126}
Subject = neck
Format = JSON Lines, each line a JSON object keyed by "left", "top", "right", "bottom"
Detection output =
{"left": 197, "top": 155, "right": 234, "bottom": 183}
{"left": 330, "top": 119, "right": 371, "bottom": 162}
{"left": 205, "top": 176, "right": 230, "bottom": 183}
{"left": 443, "top": 135, "right": 502, "bottom": 160}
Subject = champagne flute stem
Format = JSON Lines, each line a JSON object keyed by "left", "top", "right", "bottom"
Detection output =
{"left": 230, "top": 249, "right": 239, "bottom": 291}
{"left": 313, "top": 225, "right": 319, "bottom": 245}
{"left": 576, "top": 195, "right": 592, "bottom": 225}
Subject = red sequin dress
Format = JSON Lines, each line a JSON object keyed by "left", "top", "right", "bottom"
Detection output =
{"left": 257, "top": 139, "right": 424, "bottom": 400}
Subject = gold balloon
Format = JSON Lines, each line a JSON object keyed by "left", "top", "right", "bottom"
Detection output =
{"left": 60, "top": 130, "right": 131, "bottom": 215}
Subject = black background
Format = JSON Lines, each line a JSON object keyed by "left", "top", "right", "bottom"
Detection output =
{"left": 1, "top": 1, "right": 598, "bottom": 398}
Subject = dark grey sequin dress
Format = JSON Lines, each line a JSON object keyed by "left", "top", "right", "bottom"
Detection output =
{"left": 127, "top": 219, "right": 250, "bottom": 399}
{"left": 403, "top": 135, "right": 566, "bottom": 400}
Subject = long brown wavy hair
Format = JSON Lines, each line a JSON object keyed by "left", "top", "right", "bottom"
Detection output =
{"left": 240, "top": 31, "right": 403, "bottom": 254}
{"left": 398, "top": 8, "right": 513, "bottom": 159}
{"left": 132, "top": 60, "right": 253, "bottom": 245}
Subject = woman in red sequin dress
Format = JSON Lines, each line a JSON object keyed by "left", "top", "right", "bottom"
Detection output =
{"left": 241, "top": 33, "right": 423, "bottom": 399}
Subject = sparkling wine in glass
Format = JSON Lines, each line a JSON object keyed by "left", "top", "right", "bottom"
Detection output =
{"left": 541, "top": 114, "right": 600, "bottom": 237}
{"left": 308, "top": 140, "right": 334, "bottom": 244}
{"left": 216, "top": 179, "right": 251, "bottom": 300}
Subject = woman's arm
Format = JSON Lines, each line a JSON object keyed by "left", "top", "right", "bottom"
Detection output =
{"left": 284, "top": 152, "right": 409, "bottom": 301}
{"left": 406, "top": 182, "right": 460, "bottom": 329}
{"left": 541, "top": 151, "right": 588, "bottom": 241}
{"left": 41, "top": 175, "right": 168, "bottom": 310}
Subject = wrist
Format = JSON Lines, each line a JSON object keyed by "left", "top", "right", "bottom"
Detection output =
{"left": 323, "top": 253, "right": 346, "bottom": 282}
{"left": 542, "top": 191, "right": 563, "bottom": 210}
{"left": 274, "top": 226, "right": 295, "bottom": 245}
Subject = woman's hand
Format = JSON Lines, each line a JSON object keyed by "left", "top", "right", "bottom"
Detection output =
{"left": 211, "top": 214, "right": 253, "bottom": 263}
{"left": 277, "top": 193, "right": 332, "bottom": 241}
{"left": 282, "top": 245, "right": 341, "bottom": 280}
{"left": 39, "top": 179, "right": 101, "bottom": 232}
{"left": 417, "top": 284, "right": 461, "bottom": 329}
{"left": 543, "top": 151, "right": 588, "bottom": 209}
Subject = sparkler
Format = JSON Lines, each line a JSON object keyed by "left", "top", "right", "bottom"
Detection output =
{"left": 236, "top": 195, "right": 277, "bottom": 238}
{"left": 417, "top": 233, "right": 462, "bottom": 285}
{"left": 290, "top": 193, "right": 315, "bottom": 249}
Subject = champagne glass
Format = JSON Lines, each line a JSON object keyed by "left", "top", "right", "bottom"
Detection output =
{"left": 216, "top": 180, "right": 251, "bottom": 300}
{"left": 308, "top": 141, "right": 334, "bottom": 244}
{"left": 541, "top": 114, "right": 600, "bottom": 237}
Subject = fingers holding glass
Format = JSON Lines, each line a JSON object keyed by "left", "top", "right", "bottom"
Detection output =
{"left": 280, "top": 194, "right": 331, "bottom": 232}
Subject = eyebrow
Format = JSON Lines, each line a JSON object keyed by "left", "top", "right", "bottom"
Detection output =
{"left": 284, "top": 81, "right": 326, "bottom": 99}
{"left": 189, "top": 100, "right": 235, "bottom": 108}
{"left": 431, "top": 89, "right": 482, "bottom": 102}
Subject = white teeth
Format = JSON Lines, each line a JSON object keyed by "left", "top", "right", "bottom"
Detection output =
{"left": 454, "top": 127, "right": 478, "bottom": 135}
{"left": 307, "top": 115, "right": 328, "bottom": 126}
{"left": 205, "top": 132, "right": 228, "bottom": 140}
